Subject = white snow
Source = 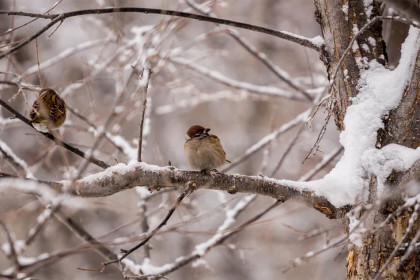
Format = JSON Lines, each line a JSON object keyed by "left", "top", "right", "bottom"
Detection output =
{"left": 194, "top": 195, "right": 255, "bottom": 256}
{"left": 280, "top": 31, "right": 324, "bottom": 49}
{"left": 121, "top": 195, "right": 255, "bottom": 275}
{"left": 347, "top": 206, "right": 366, "bottom": 247}
{"left": 361, "top": 44, "right": 370, "bottom": 52}
{"left": 404, "top": 194, "right": 420, "bottom": 207}
{"left": 363, "top": 0, "right": 373, "bottom": 18}
{"left": 276, "top": 27, "right": 420, "bottom": 207}
{"left": 310, "top": 35, "right": 325, "bottom": 48}
{"left": 168, "top": 56, "right": 298, "bottom": 99}
{"left": 342, "top": 4, "right": 349, "bottom": 20}
{"left": 0, "top": 140, "right": 34, "bottom": 178}
{"left": 362, "top": 144, "right": 420, "bottom": 195}
{"left": 75, "top": 161, "right": 157, "bottom": 185}
{"left": 368, "top": 37, "right": 376, "bottom": 47}
{"left": 106, "top": 133, "right": 137, "bottom": 161}
{"left": 0, "top": 178, "right": 58, "bottom": 202}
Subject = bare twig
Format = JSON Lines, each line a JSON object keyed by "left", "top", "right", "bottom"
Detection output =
{"left": 53, "top": 210, "right": 123, "bottom": 270}
{"left": 326, "top": 15, "right": 419, "bottom": 103}
{"left": 137, "top": 68, "right": 152, "bottom": 162}
{"left": 137, "top": 198, "right": 281, "bottom": 277}
{"left": 186, "top": 0, "right": 314, "bottom": 101}
{"left": 102, "top": 184, "right": 194, "bottom": 269}
{"left": 66, "top": 105, "right": 125, "bottom": 154}
{"left": 0, "top": 0, "right": 62, "bottom": 37}
{"left": 34, "top": 38, "right": 43, "bottom": 87}
{"left": 0, "top": 139, "right": 34, "bottom": 178}
{"left": 222, "top": 109, "right": 311, "bottom": 172}
{"left": 0, "top": 221, "right": 20, "bottom": 273}
{"left": 0, "top": 98, "right": 110, "bottom": 169}
{"left": 373, "top": 202, "right": 420, "bottom": 280}
{"left": 381, "top": 0, "right": 420, "bottom": 22}
{"left": 0, "top": 7, "right": 322, "bottom": 61}
{"left": 167, "top": 56, "right": 303, "bottom": 100}
{"left": 281, "top": 204, "right": 374, "bottom": 273}
{"left": 270, "top": 123, "right": 306, "bottom": 177}
{"left": 24, "top": 202, "right": 61, "bottom": 247}
{"left": 24, "top": 38, "right": 113, "bottom": 76}
{"left": 299, "top": 146, "right": 343, "bottom": 181}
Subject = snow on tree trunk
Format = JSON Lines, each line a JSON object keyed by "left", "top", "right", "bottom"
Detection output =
{"left": 314, "top": 0, "right": 420, "bottom": 279}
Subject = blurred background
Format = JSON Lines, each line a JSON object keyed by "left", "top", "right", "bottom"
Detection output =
{"left": 2, "top": 0, "right": 408, "bottom": 279}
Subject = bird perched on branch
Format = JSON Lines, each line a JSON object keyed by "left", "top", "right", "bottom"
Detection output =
{"left": 184, "top": 125, "right": 230, "bottom": 171}
{"left": 30, "top": 88, "right": 67, "bottom": 133}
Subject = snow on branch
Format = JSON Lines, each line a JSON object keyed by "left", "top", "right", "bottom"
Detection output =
{"left": 300, "top": 27, "right": 420, "bottom": 206}
{"left": 0, "top": 140, "right": 34, "bottom": 178}
{"left": 24, "top": 37, "right": 114, "bottom": 76}
{"left": 47, "top": 161, "right": 348, "bottom": 219}
{"left": 167, "top": 56, "right": 304, "bottom": 100}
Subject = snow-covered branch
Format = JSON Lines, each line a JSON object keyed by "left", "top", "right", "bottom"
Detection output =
{"left": 46, "top": 161, "right": 348, "bottom": 219}
{"left": 167, "top": 56, "right": 304, "bottom": 100}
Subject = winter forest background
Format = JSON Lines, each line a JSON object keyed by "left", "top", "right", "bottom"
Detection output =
{"left": 0, "top": 0, "right": 419, "bottom": 280}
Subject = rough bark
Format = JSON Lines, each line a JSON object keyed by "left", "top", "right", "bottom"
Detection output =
{"left": 314, "top": 0, "right": 386, "bottom": 129}
{"left": 348, "top": 40, "right": 420, "bottom": 280}
{"left": 314, "top": 0, "right": 420, "bottom": 279}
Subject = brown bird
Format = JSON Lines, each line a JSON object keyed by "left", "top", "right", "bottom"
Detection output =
{"left": 184, "top": 125, "right": 230, "bottom": 171}
{"left": 30, "top": 88, "right": 66, "bottom": 133}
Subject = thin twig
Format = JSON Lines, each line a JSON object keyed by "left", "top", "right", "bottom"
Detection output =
{"left": 373, "top": 202, "right": 420, "bottom": 280}
{"left": 102, "top": 184, "right": 195, "bottom": 269}
{"left": 186, "top": 0, "right": 313, "bottom": 101}
{"left": 24, "top": 202, "right": 61, "bottom": 247}
{"left": 151, "top": 199, "right": 282, "bottom": 276}
{"left": 0, "top": 0, "right": 63, "bottom": 37}
{"left": 137, "top": 68, "right": 152, "bottom": 162}
{"left": 0, "top": 221, "right": 20, "bottom": 273}
{"left": 35, "top": 38, "right": 43, "bottom": 87}
{"left": 167, "top": 56, "right": 303, "bottom": 100}
{"left": 325, "top": 16, "right": 419, "bottom": 104}
{"left": 299, "top": 146, "right": 343, "bottom": 181}
{"left": 270, "top": 123, "right": 306, "bottom": 177}
{"left": 0, "top": 7, "right": 322, "bottom": 61}
{"left": 0, "top": 98, "right": 110, "bottom": 169}
{"left": 53, "top": 210, "right": 122, "bottom": 270}
{"left": 66, "top": 105, "right": 125, "bottom": 154}
{"left": 222, "top": 109, "right": 311, "bottom": 172}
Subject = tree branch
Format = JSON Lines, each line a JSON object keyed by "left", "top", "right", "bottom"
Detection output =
{"left": 0, "top": 7, "right": 321, "bottom": 61}
{"left": 47, "top": 162, "right": 350, "bottom": 219}
{"left": 102, "top": 185, "right": 193, "bottom": 268}
{"left": 136, "top": 68, "right": 152, "bottom": 162}
{"left": 0, "top": 98, "right": 110, "bottom": 169}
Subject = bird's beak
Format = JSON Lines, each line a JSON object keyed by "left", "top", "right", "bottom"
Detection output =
{"left": 204, "top": 128, "right": 210, "bottom": 133}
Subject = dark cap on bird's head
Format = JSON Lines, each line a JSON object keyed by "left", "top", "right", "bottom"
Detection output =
{"left": 39, "top": 88, "right": 59, "bottom": 96}
{"left": 186, "top": 125, "right": 210, "bottom": 139}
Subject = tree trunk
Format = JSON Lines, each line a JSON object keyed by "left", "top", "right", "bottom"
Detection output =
{"left": 314, "top": 0, "right": 386, "bottom": 129}
{"left": 314, "top": 0, "right": 420, "bottom": 279}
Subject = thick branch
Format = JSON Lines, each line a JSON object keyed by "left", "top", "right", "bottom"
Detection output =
{"left": 48, "top": 162, "right": 350, "bottom": 219}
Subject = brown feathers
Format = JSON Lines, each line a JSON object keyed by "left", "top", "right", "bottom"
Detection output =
{"left": 30, "top": 88, "right": 66, "bottom": 132}
{"left": 184, "top": 125, "right": 229, "bottom": 170}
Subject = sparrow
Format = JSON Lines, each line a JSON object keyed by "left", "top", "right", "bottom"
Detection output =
{"left": 184, "top": 125, "right": 230, "bottom": 171}
{"left": 30, "top": 88, "right": 67, "bottom": 133}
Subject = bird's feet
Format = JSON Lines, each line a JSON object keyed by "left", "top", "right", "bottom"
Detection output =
{"left": 200, "top": 168, "right": 219, "bottom": 175}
